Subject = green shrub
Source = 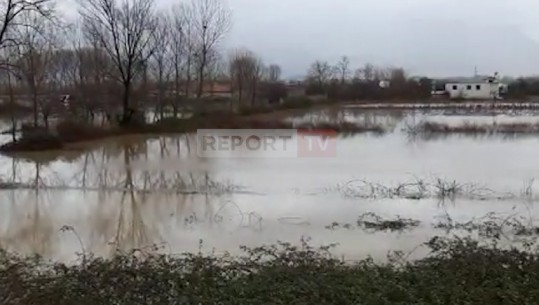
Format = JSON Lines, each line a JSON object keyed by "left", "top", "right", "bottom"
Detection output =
{"left": 1, "top": 237, "right": 539, "bottom": 305}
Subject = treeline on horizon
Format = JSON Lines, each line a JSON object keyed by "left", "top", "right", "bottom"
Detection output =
{"left": 303, "top": 59, "right": 432, "bottom": 100}
{"left": 0, "top": 0, "right": 539, "bottom": 133}
{"left": 301, "top": 57, "right": 539, "bottom": 101}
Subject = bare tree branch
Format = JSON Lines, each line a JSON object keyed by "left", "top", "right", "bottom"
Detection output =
{"left": 0, "top": 0, "right": 55, "bottom": 51}
{"left": 189, "top": 0, "right": 231, "bottom": 98}
{"left": 229, "top": 48, "right": 264, "bottom": 108}
{"left": 78, "top": 0, "right": 157, "bottom": 124}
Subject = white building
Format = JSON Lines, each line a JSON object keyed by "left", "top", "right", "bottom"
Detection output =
{"left": 444, "top": 75, "right": 507, "bottom": 100}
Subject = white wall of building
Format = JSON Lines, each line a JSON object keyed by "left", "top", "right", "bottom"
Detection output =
{"left": 445, "top": 82, "right": 502, "bottom": 99}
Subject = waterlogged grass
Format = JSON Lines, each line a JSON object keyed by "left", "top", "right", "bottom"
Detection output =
{"left": 415, "top": 121, "right": 539, "bottom": 134}
{"left": 1, "top": 115, "right": 386, "bottom": 152}
{"left": 2, "top": 237, "right": 539, "bottom": 304}
{"left": 327, "top": 212, "right": 539, "bottom": 242}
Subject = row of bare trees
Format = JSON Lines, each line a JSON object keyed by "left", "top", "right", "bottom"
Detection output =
{"left": 228, "top": 48, "right": 285, "bottom": 108}
{"left": 306, "top": 57, "right": 407, "bottom": 90}
{"left": 305, "top": 57, "right": 432, "bottom": 100}
{"left": 78, "top": 0, "right": 233, "bottom": 123}
{"left": 0, "top": 0, "right": 56, "bottom": 139}
{"left": 0, "top": 0, "right": 234, "bottom": 130}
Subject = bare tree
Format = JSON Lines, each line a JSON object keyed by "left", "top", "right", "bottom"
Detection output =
{"left": 205, "top": 48, "right": 225, "bottom": 84}
{"left": 41, "top": 46, "right": 68, "bottom": 129}
{"left": 335, "top": 55, "right": 350, "bottom": 84}
{"left": 83, "top": 30, "right": 114, "bottom": 122}
{"left": 229, "top": 49, "right": 250, "bottom": 107}
{"left": 355, "top": 63, "right": 375, "bottom": 82}
{"left": 268, "top": 64, "right": 281, "bottom": 83}
{"left": 49, "top": 48, "right": 77, "bottom": 90}
{"left": 249, "top": 56, "right": 264, "bottom": 106}
{"left": 363, "top": 63, "right": 374, "bottom": 81}
{"left": 374, "top": 66, "right": 391, "bottom": 81}
{"left": 148, "top": 13, "right": 172, "bottom": 120}
{"left": 390, "top": 67, "right": 407, "bottom": 83}
{"left": 307, "top": 60, "right": 333, "bottom": 90}
{"left": 189, "top": 0, "right": 231, "bottom": 98}
{"left": 0, "top": 46, "right": 19, "bottom": 141}
{"left": 65, "top": 24, "right": 95, "bottom": 120}
{"left": 78, "top": 0, "right": 157, "bottom": 125}
{"left": 0, "top": 0, "right": 57, "bottom": 132}
{"left": 0, "top": 0, "right": 55, "bottom": 53}
{"left": 15, "top": 10, "right": 56, "bottom": 128}
{"left": 172, "top": 4, "right": 196, "bottom": 98}
{"left": 229, "top": 48, "right": 264, "bottom": 107}
{"left": 168, "top": 4, "right": 190, "bottom": 116}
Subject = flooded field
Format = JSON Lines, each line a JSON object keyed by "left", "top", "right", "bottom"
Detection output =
{"left": 2, "top": 107, "right": 539, "bottom": 262}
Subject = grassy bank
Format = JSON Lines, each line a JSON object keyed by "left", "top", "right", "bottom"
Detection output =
{"left": 1, "top": 237, "right": 539, "bottom": 304}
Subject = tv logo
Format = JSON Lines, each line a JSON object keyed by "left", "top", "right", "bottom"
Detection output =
{"left": 196, "top": 129, "right": 337, "bottom": 158}
{"left": 297, "top": 129, "right": 337, "bottom": 158}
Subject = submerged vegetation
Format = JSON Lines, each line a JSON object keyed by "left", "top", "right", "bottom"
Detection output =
{"left": 0, "top": 112, "right": 387, "bottom": 152}
{"left": 328, "top": 177, "right": 502, "bottom": 201}
{"left": 0, "top": 0, "right": 538, "bottom": 304}
{"left": 8, "top": 106, "right": 539, "bottom": 153}
{"left": 327, "top": 211, "right": 539, "bottom": 243}
{"left": 434, "top": 212, "right": 539, "bottom": 239}
{"left": 326, "top": 213, "right": 421, "bottom": 232}
{"left": 2, "top": 237, "right": 539, "bottom": 304}
{"left": 323, "top": 176, "right": 539, "bottom": 202}
{"left": 414, "top": 121, "right": 539, "bottom": 134}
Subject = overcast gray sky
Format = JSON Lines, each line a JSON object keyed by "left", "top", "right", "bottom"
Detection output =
{"left": 59, "top": 0, "right": 539, "bottom": 79}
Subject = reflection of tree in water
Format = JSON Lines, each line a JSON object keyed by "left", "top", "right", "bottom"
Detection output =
{"left": 0, "top": 161, "right": 57, "bottom": 256}
{"left": 82, "top": 138, "right": 225, "bottom": 255}
{"left": 109, "top": 144, "right": 156, "bottom": 253}
{"left": 0, "top": 135, "right": 237, "bottom": 258}
{"left": 67, "top": 135, "right": 232, "bottom": 194}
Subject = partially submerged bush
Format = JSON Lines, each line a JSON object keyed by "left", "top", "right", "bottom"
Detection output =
{"left": 356, "top": 212, "right": 421, "bottom": 232}
{"left": 331, "top": 177, "right": 498, "bottom": 201}
{"left": 326, "top": 211, "right": 539, "bottom": 244}
{"left": 326, "top": 213, "right": 420, "bottom": 232}
{"left": 435, "top": 212, "right": 539, "bottom": 240}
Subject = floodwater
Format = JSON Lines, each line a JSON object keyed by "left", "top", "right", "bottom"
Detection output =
{"left": 1, "top": 107, "right": 539, "bottom": 262}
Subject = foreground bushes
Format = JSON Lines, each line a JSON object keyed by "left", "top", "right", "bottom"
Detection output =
{"left": 2, "top": 237, "right": 539, "bottom": 304}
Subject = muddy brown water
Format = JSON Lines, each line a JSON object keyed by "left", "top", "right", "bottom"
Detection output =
{"left": 1, "top": 107, "right": 539, "bottom": 262}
